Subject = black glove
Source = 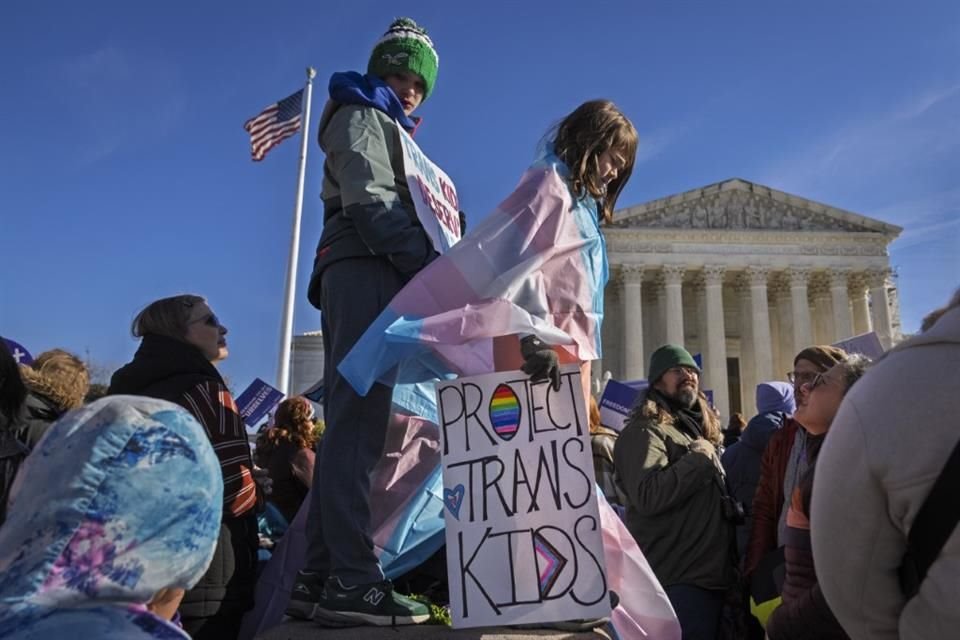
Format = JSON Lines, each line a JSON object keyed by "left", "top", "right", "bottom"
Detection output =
{"left": 520, "top": 335, "right": 561, "bottom": 391}
{"left": 459, "top": 210, "right": 467, "bottom": 236}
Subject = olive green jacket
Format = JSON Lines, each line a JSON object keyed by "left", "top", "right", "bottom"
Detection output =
{"left": 614, "top": 390, "right": 736, "bottom": 590}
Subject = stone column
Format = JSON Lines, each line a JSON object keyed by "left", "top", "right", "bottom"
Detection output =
{"left": 787, "top": 267, "right": 814, "bottom": 355}
{"left": 770, "top": 276, "right": 793, "bottom": 381}
{"left": 662, "top": 265, "right": 686, "bottom": 346}
{"left": 652, "top": 277, "right": 667, "bottom": 348}
{"left": 693, "top": 278, "right": 710, "bottom": 359}
{"left": 810, "top": 278, "right": 833, "bottom": 345}
{"left": 702, "top": 266, "right": 730, "bottom": 422}
{"left": 747, "top": 266, "right": 774, "bottom": 384}
{"left": 828, "top": 268, "right": 854, "bottom": 341}
{"left": 849, "top": 273, "right": 873, "bottom": 336}
{"left": 620, "top": 265, "right": 646, "bottom": 380}
{"left": 642, "top": 288, "right": 659, "bottom": 367}
{"left": 868, "top": 268, "right": 894, "bottom": 349}
{"left": 599, "top": 272, "right": 617, "bottom": 379}
{"left": 736, "top": 275, "right": 757, "bottom": 416}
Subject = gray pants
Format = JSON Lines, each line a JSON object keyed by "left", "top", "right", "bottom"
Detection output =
{"left": 304, "top": 257, "right": 406, "bottom": 586}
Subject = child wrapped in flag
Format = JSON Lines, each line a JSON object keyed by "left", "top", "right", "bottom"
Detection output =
{"left": 245, "top": 100, "right": 681, "bottom": 639}
{"left": 337, "top": 100, "right": 681, "bottom": 637}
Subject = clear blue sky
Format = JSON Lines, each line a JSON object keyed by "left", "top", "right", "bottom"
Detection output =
{"left": 3, "top": 1, "right": 958, "bottom": 393}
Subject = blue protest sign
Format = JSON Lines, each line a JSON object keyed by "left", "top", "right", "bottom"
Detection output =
{"left": 693, "top": 352, "right": 703, "bottom": 369}
{"left": 599, "top": 379, "right": 647, "bottom": 432}
{"left": 235, "top": 378, "right": 285, "bottom": 428}
{"left": 3, "top": 338, "right": 33, "bottom": 366}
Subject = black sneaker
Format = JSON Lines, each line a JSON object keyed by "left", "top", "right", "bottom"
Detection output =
{"left": 285, "top": 570, "right": 327, "bottom": 620}
{"left": 313, "top": 577, "right": 430, "bottom": 627}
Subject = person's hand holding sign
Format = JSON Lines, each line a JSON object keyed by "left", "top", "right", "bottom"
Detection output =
{"left": 520, "top": 335, "right": 561, "bottom": 391}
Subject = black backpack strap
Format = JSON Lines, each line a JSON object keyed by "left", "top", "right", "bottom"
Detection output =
{"left": 900, "top": 437, "right": 960, "bottom": 598}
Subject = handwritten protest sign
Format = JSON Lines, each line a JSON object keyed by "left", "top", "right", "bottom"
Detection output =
{"left": 436, "top": 364, "right": 610, "bottom": 628}
{"left": 398, "top": 127, "right": 461, "bottom": 254}
{"left": 235, "top": 378, "right": 285, "bottom": 428}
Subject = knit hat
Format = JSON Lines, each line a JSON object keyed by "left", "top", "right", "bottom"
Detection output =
{"left": 793, "top": 345, "right": 847, "bottom": 372}
{"left": 647, "top": 344, "right": 700, "bottom": 384}
{"left": 367, "top": 17, "right": 439, "bottom": 100}
{"left": 756, "top": 381, "right": 796, "bottom": 415}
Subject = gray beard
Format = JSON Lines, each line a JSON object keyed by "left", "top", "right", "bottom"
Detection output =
{"left": 675, "top": 387, "right": 697, "bottom": 408}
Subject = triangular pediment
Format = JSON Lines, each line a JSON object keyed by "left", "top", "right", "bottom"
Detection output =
{"left": 610, "top": 178, "right": 902, "bottom": 236}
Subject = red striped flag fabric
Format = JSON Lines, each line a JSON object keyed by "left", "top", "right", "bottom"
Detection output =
{"left": 243, "top": 89, "right": 303, "bottom": 161}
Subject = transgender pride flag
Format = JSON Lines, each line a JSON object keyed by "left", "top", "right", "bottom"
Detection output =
{"left": 337, "top": 147, "right": 608, "bottom": 396}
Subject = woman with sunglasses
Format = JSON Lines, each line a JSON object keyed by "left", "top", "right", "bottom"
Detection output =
{"left": 765, "top": 353, "right": 871, "bottom": 640}
{"left": 108, "top": 295, "right": 259, "bottom": 640}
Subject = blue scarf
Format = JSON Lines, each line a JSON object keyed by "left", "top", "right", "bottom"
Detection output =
{"left": 328, "top": 71, "right": 419, "bottom": 133}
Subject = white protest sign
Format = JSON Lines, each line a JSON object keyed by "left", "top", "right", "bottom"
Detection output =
{"left": 398, "top": 127, "right": 462, "bottom": 254}
{"left": 833, "top": 331, "right": 885, "bottom": 359}
{"left": 436, "top": 364, "right": 610, "bottom": 629}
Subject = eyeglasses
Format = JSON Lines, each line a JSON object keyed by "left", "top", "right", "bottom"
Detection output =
{"left": 189, "top": 313, "right": 220, "bottom": 328}
{"left": 787, "top": 371, "right": 818, "bottom": 385}
{"left": 668, "top": 366, "right": 699, "bottom": 378}
{"left": 807, "top": 372, "right": 829, "bottom": 390}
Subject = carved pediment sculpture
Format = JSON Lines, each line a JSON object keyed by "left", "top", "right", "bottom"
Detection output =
{"left": 611, "top": 179, "right": 902, "bottom": 236}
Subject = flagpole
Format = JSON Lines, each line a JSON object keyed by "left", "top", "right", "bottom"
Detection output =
{"left": 276, "top": 66, "right": 317, "bottom": 395}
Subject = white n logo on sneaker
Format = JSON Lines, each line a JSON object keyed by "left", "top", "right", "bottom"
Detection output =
{"left": 363, "top": 588, "right": 386, "bottom": 606}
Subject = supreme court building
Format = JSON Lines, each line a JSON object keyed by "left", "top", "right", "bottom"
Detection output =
{"left": 599, "top": 177, "right": 903, "bottom": 420}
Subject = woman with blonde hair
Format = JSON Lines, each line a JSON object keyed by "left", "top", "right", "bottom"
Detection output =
{"left": 109, "top": 294, "right": 259, "bottom": 640}
{"left": 255, "top": 396, "right": 318, "bottom": 523}
{"left": 19, "top": 348, "right": 89, "bottom": 449}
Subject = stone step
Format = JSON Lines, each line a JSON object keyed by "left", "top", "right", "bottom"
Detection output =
{"left": 256, "top": 620, "right": 612, "bottom": 640}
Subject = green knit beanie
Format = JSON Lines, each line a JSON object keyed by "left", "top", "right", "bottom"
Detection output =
{"left": 368, "top": 17, "right": 439, "bottom": 100}
{"left": 647, "top": 344, "right": 700, "bottom": 383}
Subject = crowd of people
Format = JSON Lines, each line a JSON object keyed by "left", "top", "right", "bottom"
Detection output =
{"left": 1, "top": 13, "right": 958, "bottom": 640}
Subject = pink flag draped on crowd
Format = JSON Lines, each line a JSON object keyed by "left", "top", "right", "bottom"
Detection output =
{"left": 240, "top": 149, "right": 680, "bottom": 638}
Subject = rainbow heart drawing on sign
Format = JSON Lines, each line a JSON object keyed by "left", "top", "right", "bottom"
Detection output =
{"left": 533, "top": 531, "right": 569, "bottom": 598}
{"left": 443, "top": 484, "right": 465, "bottom": 520}
{"left": 489, "top": 383, "right": 521, "bottom": 441}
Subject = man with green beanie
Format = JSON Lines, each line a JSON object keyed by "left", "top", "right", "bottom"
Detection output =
{"left": 614, "top": 344, "right": 736, "bottom": 639}
{"left": 289, "top": 17, "right": 442, "bottom": 627}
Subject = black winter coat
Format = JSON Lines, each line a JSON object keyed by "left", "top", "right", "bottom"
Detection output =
{"left": 109, "top": 335, "right": 258, "bottom": 638}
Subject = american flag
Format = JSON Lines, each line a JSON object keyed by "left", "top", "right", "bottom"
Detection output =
{"left": 243, "top": 89, "right": 303, "bottom": 161}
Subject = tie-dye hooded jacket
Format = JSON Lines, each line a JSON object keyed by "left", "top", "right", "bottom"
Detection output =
{"left": 0, "top": 396, "right": 223, "bottom": 639}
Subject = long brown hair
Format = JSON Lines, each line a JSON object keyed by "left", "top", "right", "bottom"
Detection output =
{"left": 552, "top": 99, "right": 639, "bottom": 223}
{"left": 256, "top": 396, "right": 317, "bottom": 462}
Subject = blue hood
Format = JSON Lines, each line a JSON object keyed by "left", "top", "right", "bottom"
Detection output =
{"left": 756, "top": 381, "right": 796, "bottom": 415}
{"left": 740, "top": 410, "right": 786, "bottom": 452}
{"left": 328, "top": 71, "right": 419, "bottom": 133}
{"left": 0, "top": 396, "right": 222, "bottom": 638}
